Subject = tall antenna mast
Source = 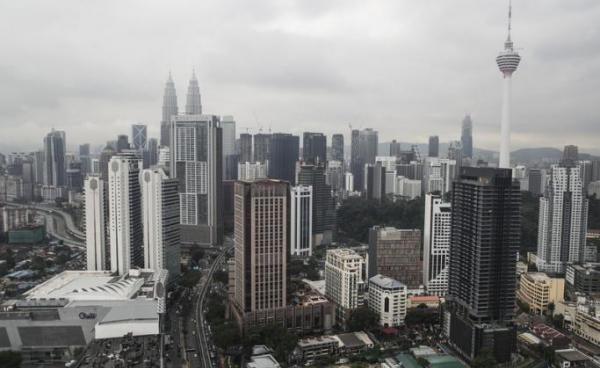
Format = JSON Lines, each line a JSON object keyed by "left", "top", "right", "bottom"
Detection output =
{"left": 508, "top": 0, "right": 512, "bottom": 40}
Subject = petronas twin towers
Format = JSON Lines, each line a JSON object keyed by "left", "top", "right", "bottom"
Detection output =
{"left": 159, "top": 71, "right": 202, "bottom": 147}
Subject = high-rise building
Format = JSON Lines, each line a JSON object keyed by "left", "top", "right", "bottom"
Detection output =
{"left": 185, "top": 71, "right": 202, "bottom": 115}
{"left": 79, "top": 144, "right": 91, "bottom": 176}
{"left": 170, "top": 115, "right": 223, "bottom": 246}
{"left": 238, "top": 162, "right": 267, "bottom": 181}
{"left": 302, "top": 132, "right": 327, "bottom": 165}
{"left": 268, "top": 133, "right": 299, "bottom": 185}
{"left": 232, "top": 180, "right": 288, "bottom": 327}
{"left": 496, "top": 2, "right": 521, "bottom": 168}
{"left": 239, "top": 133, "right": 253, "bottom": 163}
{"left": 364, "top": 162, "right": 386, "bottom": 201}
{"left": 528, "top": 168, "right": 545, "bottom": 196}
{"left": 461, "top": 115, "right": 473, "bottom": 158}
{"left": 344, "top": 172, "right": 354, "bottom": 192}
{"left": 389, "top": 140, "right": 402, "bottom": 158}
{"left": 291, "top": 185, "right": 313, "bottom": 257}
{"left": 43, "top": 129, "right": 66, "bottom": 187}
{"left": 84, "top": 176, "right": 108, "bottom": 271}
{"left": 445, "top": 167, "right": 520, "bottom": 363}
{"left": 428, "top": 136, "right": 439, "bottom": 158}
{"left": 99, "top": 144, "right": 116, "bottom": 182}
{"left": 32, "top": 150, "right": 45, "bottom": 185}
{"left": 141, "top": 168, "right": 180, "bottom": 279}
{"left": 253, "top": 133, "right": 271, "bottom": 164}
{"left": 350, "top": 128, "right": 378, "bottom": 191}
{"left": 423, "top": 193, "right": 451, "bottom": 296}
{"left": 131, "top": 124, "right": 147, "bottom": 150}
{"left": 562, "top": 145, "right": 579, "bottom": 167}
{"left": 331, "top": 134, "right": 344, "bottom": 162}
{"left": 325, "top": 160, "right": 344, "bottom": 193}
{"left": 221, "top": 116, "right": 237, "bottom": 180}
{"left": 145, "top": 138, "right": 159, "bottom": 168}
{"left": 108, "top": 154, "right": 143, "bottom": 275}
{"left": 537, "top": 165, "right": 588, "bottom": 274}
{"left": 116, "top": 135, "right": 130, "bottom": 152}
{"left": 368, "top": 226, "right": 422, "bottom": 289}
{"left": 79, "top": 144, "right": 90, "bottom": 157}
{"left": 325, "top": 248, "right": 365, "bottom": 325}
{"left": 297, "top": 164, "right": 335, "bottom": 245}
{"left": 160, "top": 73, "right": 178, "bottom": 147}
{"left": 423, "top": 158, "right": 456, "bottom": 195}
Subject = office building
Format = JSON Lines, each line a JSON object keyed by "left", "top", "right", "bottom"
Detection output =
{"left": 389, "top": 140, "right": 402, "bottom": 158}
{"left": 423, "top": 193, "right": 451, "bottom": 296}
{"left": 344, "top": 172, "right": 354, "bottom": 192}
{"left": 269, "top": 133, "right": 299, "bottom": 185}
{"left": 303, "top": 132, "right": 327, "bottom": 165}
{"left": 331, "top": 134, "right": 344, "bottom": 162}
{"left": 364, "top": 162, "right": 386, "bottom": 201}
{"left": 517, "top": 273, "right": 565, "bottom": 315}
{"left": 238, "top": 161, "right": 268, "bottom": 181}
{"left": 528, "top": 168, "right": 545, "bottom": 196}
{"left": 185, "top": 70, "right": 202, "bottom": 115}
{"left": 254, "top": 133, "right": 271, "bottom": 164}
{"left": 537, "top": 165, "right": 588, "bottom": 274}
{"left": 99, "top": 144, "right": 116, "bottom": 182}
{"left": 221, "top": 116, "right": 236, "bottom": 180}
{"left": 395, "top": 177, "right": 421, "bottom": 200}
{"left": 145, "top": 137, "right": 159, "bottom": 168}
{"left": 396, "top": 161, "right": 422, "bottom": 181}
{"left": 160, "top": 73, "right": 178, "bottom": 147}
{"left": 445, "top": 167, "right": 520, "bottom": 363}
{"left": 43, "top": 129, "right": 66, "bottom": 187}
{"left": 170, "top": 114, "right": 223, "bottom": 246}
{"left": 428, "top": 136, "right": 439, "bottom": 158}
{"left": 116, "top": 134, "right": 130, "bottom": 152}
{"left": 589, "top": 180, "right": 600, "bottom": 198}
{"left": 423, "top": 158, "right": 456, "bottom": 195}
{"left": 141, "top": 168, "right": 180, "bottom": 279}
{"left": 368, "top": 274, "right": 408, "bottom": 328}
{"left": 297, "top": 164, "right": 336, "bottom": 245}
{"left": 368, "top": 226, "right": 422, "bottom": 290}
{"left": 131, "top": 124, "right": 147, "bottom": 150}
{"left": 84, "top": 176, "right": 108, "bottom": 271}
{"left": 239, "top": 133, "right": 253, "bottom": 163}
{"left": 565, "top": 263, "right": 600, "bottom": 300}
{"left": 461, "top": 115, "right": 473, "bottom": 158}
{"left": 108, "top": 154, "right": 144, "bottom": 275}
{"left": 562, "top": 145, "right": 579, "bottom": 166}
{"left": 291, "top": 185, "right": 313, "bottom": 257}
{"left": 350, "top": 128, "right": 378, "bottom": 191}
{"left": 232, "top": 180, "right": 288, "bottom": 328}
{"left": 325, "top": 248, "right": 365, "bottom": 325}
{"left": 325, "top": 160, "right": 344, "bottom": 193}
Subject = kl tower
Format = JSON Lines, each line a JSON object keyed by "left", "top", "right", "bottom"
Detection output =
{"left": 496, "top": 0, "right": 521, "bottom": 168}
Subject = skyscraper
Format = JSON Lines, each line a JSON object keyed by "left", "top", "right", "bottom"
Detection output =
{"left": 297, "top": 164, "right": 335, "bottom": 245}
{"left": 423, "top": 193, "right": 451, "bottom": 296}
{"left": 496, "top": 2, "right": 521, "bottom": 168}
{"left": 428, "top": 136, "right": 439, "bottom": 158}
{"left": 232, "top": 180, "right": 288, "bottom": 328}
{"left": 461, "top": 115, "right": 473, "bottom": 158}
{"left": 423, "top": 158, "right": 457, "bottom": 195}
{"left": 368, "top": 227, "right": 422, "bottom": 290}
{"left": 108, "top": 154, "right": 144, "bottom": 275}
{"left": 253, "top": 133, "right": 271, "bottom": 164}
{"left": 290, "top": 185, "right": 313, "bottom": 257}
{"left": 331, "top": 134, "right": 344, "bottom": 162}
{"left": 84, "top": 176, "right": 108, "bottom": 271}
{"left": 562, "top": 145, "right": 579, "bottom": 167}
{"left": 99, "top": 144, "right": 116, "bottom": 182}
{"left": 325, "top": 248, "right": 365, "bottom": 326}
{"left": 350, "top": 128, "right": 378, "bottom": 191}
{"left": 170, "top": 115, "right": 223, "bottom": 246}
{"left": 141, "top": 168, "right": 180, "bottom": 279}
{"left": 131, "top": 124, "right": 147, "bottom": 150}
{"left": 537, "top": 164, "right": 588, "bottom": 274}
{"left": 239, "top": 133, "right": 253, "bottom": 163}
{"left": 160, "top": 73, "right": 178, "bottom": 147}
{"left": 389, "top": 140, "right": 402, "bottom": 158}
{"left": 528, "top": 168, "right": 545, "bottom": 196}
{"left": 221, "top": 116, "right": 237, "bottom": 180}
{"left": 364, "top": 162, "right": 386, "bottom": 201}
{"left": 116, "top": 135, "right": 130, "bottom": 152}
{"left": 302, "top": 132, "right": 327, "bottom": 165}
{"left": 446, "top": 167, "right": 520, "bottom": 363}
{"left": 145, "top": 138, "right": 159, "bottom": 168}
{"left": 43, "top": 129, "right": 66, "bottom": 187}
{"left": 185, "top": 70, "right": 202, "bottom": 115}
{"left": 268, "top": 133, "right": 299, "bottom": 185}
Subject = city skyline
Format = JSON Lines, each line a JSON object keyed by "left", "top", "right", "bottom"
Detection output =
{"left": 1, "top": 1, "right": 600, "bottom": 153}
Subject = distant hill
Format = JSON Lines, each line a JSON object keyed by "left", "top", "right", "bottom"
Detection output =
{"left": 511, "top": 147, "right": 563, "bottom": 163}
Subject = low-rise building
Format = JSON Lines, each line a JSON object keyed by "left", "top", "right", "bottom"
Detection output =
{"left": 566, "top": 263, "right": 600, "bottom": 300}
{"left": 293, "top": 331, "right": 374, "bottom": 364}
{"left": 573, "top": 299, "right": 600, "bottom": 346}
{"left": 368, "top": 274, "right": 407, "bottom": 327}
{"left": 517, "top": 272, "right": 565, "bottom": 315}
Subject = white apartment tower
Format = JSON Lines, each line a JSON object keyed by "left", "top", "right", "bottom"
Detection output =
{"left": 141, "top": 168, "right": 180, "bottom": 279}
{"left": 325, "top": 248, "right": 365, "bottom": 325}
{"left": 290, "top": 185, "right": 313, "bottom": 257}
{"left": 423, "top": 157, "right": 456, "bottom": 195}
{"left": 537, "top": 165, "right": 589, "bottom": 274}
{"left": 368, "top": 274, "right": 408, "bottom": 327}
{"left": 238, "top": 162, "right": 268, "bottom": 181}
{"left": 423, "top": 193, "right": 452, "bottom": 296}
{"left": 108, "top": 154, "right": 143, "bottom": 275}
{"left": 84, "top": 176, "right": 107, "bottom": 271}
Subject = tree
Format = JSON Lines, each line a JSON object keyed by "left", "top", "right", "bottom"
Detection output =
{"left": 243, "top": 325, "right": 298, "bottom": 364}
{"left": 31, "top": 256, "right": 46, "bottom": 273}
{"left": 213, "top": 269, "right": 228, "bottom": 284}
{"left": 191, "top": 249, "right": 205, "bottom": 264}
{"left": 547, "top": 302, "right": 555, "bottom": 316}
{"left": 347, "top": 307, "right": 379, "bottom": 332}
{"left": 213, "top": 321, "right": 241, "bottom": 349}
{"left": 471, "top": 349, "right": 497, "bottom": 368}
{"left": 552, "top": 313, "right": 565, "bottom": 329}
{"left": 0, "top": 351, "right": 22, "bottom": 368}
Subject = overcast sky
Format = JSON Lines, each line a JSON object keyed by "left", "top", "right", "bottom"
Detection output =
{"left": 1, "top": 0, "right": 599, "bottom": 154}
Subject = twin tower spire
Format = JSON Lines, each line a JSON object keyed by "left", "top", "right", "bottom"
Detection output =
{"left": 160, "top": 71, "right": 202, "bottom": 146}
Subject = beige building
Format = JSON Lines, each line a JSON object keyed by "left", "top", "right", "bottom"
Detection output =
{"left": 325, "top": 248, "right": 365, "bottom": 326}
{"left": 517, "top": 272, "right": 565, "bottom": 315}
{"left": 573, "top": 299, "right": 600, "bottom": 346}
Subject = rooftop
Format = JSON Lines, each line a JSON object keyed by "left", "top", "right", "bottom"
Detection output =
{"left": 370, "top": 274, "right": 405, "bottom": 290}
{"left": 247, "top": 354, "right": 281, "bottom": 368}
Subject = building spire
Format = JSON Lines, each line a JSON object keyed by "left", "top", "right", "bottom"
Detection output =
{"left": 185, "top": 69, "right": 202, "bottom": 115}
{"left": 505, "top": 0, "right": 514, "bottom": 50}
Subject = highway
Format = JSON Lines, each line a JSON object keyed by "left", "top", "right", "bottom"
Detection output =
{"left": 194, "top": 242, "right": 232, "bottom": 368}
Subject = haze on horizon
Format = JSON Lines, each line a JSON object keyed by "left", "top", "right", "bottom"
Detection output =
{"left": 0, "top": 0, "right": 599, "bottom": 153}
